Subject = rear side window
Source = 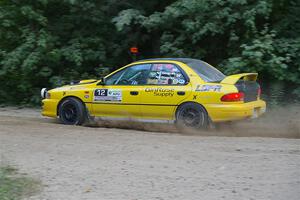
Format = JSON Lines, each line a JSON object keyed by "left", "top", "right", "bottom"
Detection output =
{"left": 188, "top": 60, "right": 225, "bottom": 82}
{"left": 147, "top": 63, "right": 187, "bottom": 85}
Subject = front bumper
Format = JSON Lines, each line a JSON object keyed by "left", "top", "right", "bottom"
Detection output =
{"left": 41, "top": 99, "right": 60, "bottom": 117}
{"left": 205, "top": 100, "right": 266, "bottom": 122}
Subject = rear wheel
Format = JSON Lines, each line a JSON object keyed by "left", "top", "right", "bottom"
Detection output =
{"left": 176, "top": 103, "right": 209, "bottom": 130}
{"left": 58, "top": 97, "right": 87, "bottom": 125}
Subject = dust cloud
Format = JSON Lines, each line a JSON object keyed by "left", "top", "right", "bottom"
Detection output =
{"left": 90, "top": 105, "right": 300, "bottom": 138}
{"left": 0, "top": 105, "right": 299, "bottom": 138}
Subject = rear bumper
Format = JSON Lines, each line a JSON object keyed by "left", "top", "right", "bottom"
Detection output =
{"left": 41, "top": 99, "right": 59, "bottom": 117}
{"left": 205, "top": 100, "right": 266, "bottom": 122}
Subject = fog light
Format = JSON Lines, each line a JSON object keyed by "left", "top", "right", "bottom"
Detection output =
{"left": 41, "top": 88, "right": 47, "bottom": 99}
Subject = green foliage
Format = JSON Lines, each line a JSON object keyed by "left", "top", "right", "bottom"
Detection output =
{"left": 0, "top": 166, "right": 41, "bottom": 200}
{"left": 0, "top": 0, "right": 121, "bottom": 104}
{"left": 0, "top": 0, "right": 299, "bottom": 105}
{"left": 113, "top": 0, "right": 300, "bottom": 83}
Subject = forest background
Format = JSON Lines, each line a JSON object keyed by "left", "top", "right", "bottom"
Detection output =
{"left": 0, "top": 0, "right": 299, "bottom": 105}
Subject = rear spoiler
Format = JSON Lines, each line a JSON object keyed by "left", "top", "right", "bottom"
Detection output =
{"left": 221, "top": 73, "right": 258, "bottom": 84}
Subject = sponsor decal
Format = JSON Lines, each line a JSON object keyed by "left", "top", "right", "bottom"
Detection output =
{"left": 94, "top": 89, "right": 122, "bottom": 102}
{"left": 178, "top": 79, "right": 185, "bottom": 84}
{"left": 84, "top": 91, "right": 90, "bottom": 98}
{"left": 145, "top": 88, "right": 175, "bottom": 97}
{"left": 196, "top": 85, "right": 222, "bottom": 92}
{"left": 175, "top": 73, "right": 182, "bottom": 78}
{"left": 148, "top": 70, "right": 186, "bottom": 85}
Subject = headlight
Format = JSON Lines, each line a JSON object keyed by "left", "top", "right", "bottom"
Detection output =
{"left": 41, "top": 88, "right": 48, "bottom": 99}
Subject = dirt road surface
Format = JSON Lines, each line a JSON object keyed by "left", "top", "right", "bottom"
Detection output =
{"left": 0, "top": 107, "right": 299, "bottom": 200}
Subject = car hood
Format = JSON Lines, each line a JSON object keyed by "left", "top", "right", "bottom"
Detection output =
{"left": 49, "top": 79, "right": 98, "bottom": 92}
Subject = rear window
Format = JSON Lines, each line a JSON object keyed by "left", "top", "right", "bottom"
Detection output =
{"left": 187, "top": 60, "right": 225, "bottom": 82}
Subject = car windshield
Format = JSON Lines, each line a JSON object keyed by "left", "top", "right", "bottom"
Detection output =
{"left": 187, "top": 59, "right": 226, "bottom": 82}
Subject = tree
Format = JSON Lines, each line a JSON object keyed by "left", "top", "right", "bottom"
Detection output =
{"left": 113, "top": 0, "right": 300, "bottom": 83}
{"left": 0, "top": 0, "right": 118, "bottom": 104}
{"left": 0, "top": 0, "right": 299, "bottom": 105}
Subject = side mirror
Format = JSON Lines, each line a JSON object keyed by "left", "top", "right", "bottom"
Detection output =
{"left": 98, "top": 77, "right": 106, "bottom": 85}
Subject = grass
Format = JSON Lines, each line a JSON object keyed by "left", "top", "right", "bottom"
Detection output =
{"left": 0, "top": 166, "right": 41, "bottom": 200}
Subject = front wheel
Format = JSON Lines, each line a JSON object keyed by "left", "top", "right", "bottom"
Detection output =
{"left": 175, "top": 103, "right": 209, "bottom": 130}
{"left": 58, "top": 97, "right": 87, "bottom": 125}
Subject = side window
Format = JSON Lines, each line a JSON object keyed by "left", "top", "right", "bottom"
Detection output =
{"left": 105, "top": 69, "right": 124, "bottom": 85}
{"left": 105, "top": 64, "right": 151, "bottom": 85}
{"left": 147, "top": 63, "right": 186, "bottom": 85}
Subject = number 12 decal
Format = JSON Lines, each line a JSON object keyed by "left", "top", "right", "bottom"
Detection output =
{"left": 94, "top": 89, "right": 122, "bottom": 102}
{"left": 95, "top": 89, "right": 107, "bottom": 96}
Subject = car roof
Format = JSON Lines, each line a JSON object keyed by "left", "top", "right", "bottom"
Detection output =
{"left": 134, "top": 58, "right": 204, "bottom": 65}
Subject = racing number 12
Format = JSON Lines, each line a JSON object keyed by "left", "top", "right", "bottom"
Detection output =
{"left": 95, "top": 89, "right": 107, "bottom": 96}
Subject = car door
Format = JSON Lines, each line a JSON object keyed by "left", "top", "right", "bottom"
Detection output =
{"left": 139, "top": 63, "right": 192, "bottom": 120}
{"left": 92, "top": 63, "right": 151, "bottom": 119}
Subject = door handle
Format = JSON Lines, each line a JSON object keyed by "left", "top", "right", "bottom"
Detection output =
{"left": 177, "top": 91, "right": 185, "bottom": 96}
{"left": 130, "top": 91, "right": 139, "bottom": 96}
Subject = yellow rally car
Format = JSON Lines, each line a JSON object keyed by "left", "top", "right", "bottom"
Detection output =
{"left": 41, "top": 58, "right": 266, "bottom": 129}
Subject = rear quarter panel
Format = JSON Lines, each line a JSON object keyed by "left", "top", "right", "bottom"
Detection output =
{"left": 177, "top": 67, "right": 244, "bottom": 121}
{"left": 167, "top": 62, "right": 241, "bottom": 120}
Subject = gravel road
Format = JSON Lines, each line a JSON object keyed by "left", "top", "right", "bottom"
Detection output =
{"left": 0, "top": 107, "right": 299, "bottom": 200}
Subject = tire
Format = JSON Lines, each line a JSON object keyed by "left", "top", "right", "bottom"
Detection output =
{"left": 58, "top": 97, "right": 87, "bottom": 125}
{"left": 175, "top": 102, "right": 209, "bottom": 130}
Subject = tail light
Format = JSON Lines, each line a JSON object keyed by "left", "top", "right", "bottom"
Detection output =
{"left": 221, "top": 92, "right": 244, "bottom": 102}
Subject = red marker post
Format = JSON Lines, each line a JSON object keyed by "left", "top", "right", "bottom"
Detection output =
{"left": 130, "top": 46, "right": 139, "bottom": 61}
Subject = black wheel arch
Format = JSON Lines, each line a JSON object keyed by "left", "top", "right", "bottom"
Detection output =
{"left": 57, "top": 96, "right": 86, "bottom": 116}
{"left": 175, "top": 101, "right": 213, "bottom": 130}
{"left": 175, "top": 101, "right": 211, "bottom": 122}
{"left": 175, "top": 101, "right": 207, "bottom": 115}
